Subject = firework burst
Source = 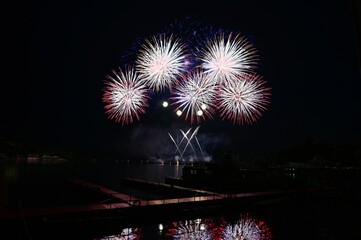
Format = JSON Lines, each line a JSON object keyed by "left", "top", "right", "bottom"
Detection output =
{"left": 171, "top": 70, "right": 217, "bottom": 123}
{"left": 97, "top": 227, "right": 141, "bottom": 240}
{"left": 136, "top": 34, "right": 188, "bottom": 92}
{"left": 217, "top": 73, "right": 271, "bottom": 125}
{"left": 102, "top": 66, "right": 150, "bottom": 125}
{"left": 164, "top": 219, "right": 213, "bottom": 240}
{"left": 102, "top": 21, "right": 271, "bottom": 127}
{"left": 199, "top": 32, "right": 258, "bottom": 83}
{"left": 222, "top": 214, "right": 271, "bottom": 240}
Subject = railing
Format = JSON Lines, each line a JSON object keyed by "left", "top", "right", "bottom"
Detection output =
{"left": 69, "top": 178, "right": 290, "bottom": 210}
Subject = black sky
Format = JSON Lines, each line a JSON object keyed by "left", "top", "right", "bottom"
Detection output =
{"left": 2, "top": 0, "right": 361, "bottom": 158}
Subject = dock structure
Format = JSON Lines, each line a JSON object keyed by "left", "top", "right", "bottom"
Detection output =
{"left": 121, "top": 177, "right": 221, "bottom": 197}
{"left": 0, "top": 178, "right": 294, "bottom": 221}
{"left": 69, "top": 178, "right": 142, "bottom": 205}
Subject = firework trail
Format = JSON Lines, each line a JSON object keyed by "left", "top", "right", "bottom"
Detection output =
{"left": 136, "top": 34, "right": 189, "bottom": 92}
{"left": 217, "top": 73, "right": 271, "bottom": 125}
{"left": 171, "top": 70, "right": 217, "bottom": 123}
{"left": 179, "top": 128, "right": 199, "bottom": 160}
{"left": 102, "top": 66, "right": 150, "bottom": 125}
{"left": 198, "top": 32, "right": 258, "bottom": 84}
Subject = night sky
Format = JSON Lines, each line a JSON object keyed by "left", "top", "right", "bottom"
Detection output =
{"left": 2, "top": 0, "right": 361, "bottom": 160}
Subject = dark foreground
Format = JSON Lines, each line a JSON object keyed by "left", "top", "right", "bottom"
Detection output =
{"left": 1, "top": 163, "right": 360, "bottom": 239}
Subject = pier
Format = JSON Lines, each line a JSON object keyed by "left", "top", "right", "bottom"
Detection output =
{"left": 0, "top": 178, "right": 298, "bottom": 221}
{"left": 0, "top": 175, "right": 346, "bottom": 240}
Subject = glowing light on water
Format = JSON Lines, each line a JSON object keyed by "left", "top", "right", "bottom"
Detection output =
{"left": 164, "top": 219, "right": 213, "bottom": 240}
{"left": 97, "top": 227, "right": 141, "bottom": 240}
{"left": 222, "top": 214, "right": 271, "bottom": 240}
{"left": 163, "top": 214, "right": 271, "bottom": 240}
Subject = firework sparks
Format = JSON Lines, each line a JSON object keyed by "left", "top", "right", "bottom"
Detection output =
{"left": 102, "top": 21, "right": 271, "bottom": 127}
{"left": 165, "top": 219, "right": 213, "bottom": 240}
{"left": 171, "top": 70, "right": 217, "bottom": 123}
{"left": 97, "top": 228, "right": 141, "bottom": 240}
{"left": 163, "top": 215, "right": 271, "bottom": 240}
{"left": 222, "top": 214, "right": 271, "bottom": 240}
{"left": 102, "top": 67, "right": 150, "bottom": 125}
{"left": 217, "top": 73, "right": 271, "bottom": 125}
{"left": 136, "top": 34, "right": 188, "bottom": 92}
{"left": 199, "top": 32, "right": 258, "bottom": 83}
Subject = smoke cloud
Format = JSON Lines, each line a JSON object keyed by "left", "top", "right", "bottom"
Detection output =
{"left": 129, "top": 123, "right": 230, "bottom": 162}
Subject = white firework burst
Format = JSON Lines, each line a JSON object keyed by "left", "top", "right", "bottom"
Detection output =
{"left": 199, "top": 32, "right": 258, "bottom": 83}
{"left": 98, "top": 228, "right": 140, "bottom": 240}
{"left": 102, "top": 66, "right": 150, "bottom": 125}
{"left": 221, "top": 215, "right": 271, "bottom": 240}
{"left": 171, "top": 70, "right": 217, "bottom": 123}
{"left": 173, "top": 220, "right": 211, "bottom": 240}
{"left": 222, "top": 218, "right": 262, "bottom": 240}
{"left": 217, "top": 73, "right": 271, "bottom": 125}
{"left": 136, "top": 34, "right": 188, "bottom": 92}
